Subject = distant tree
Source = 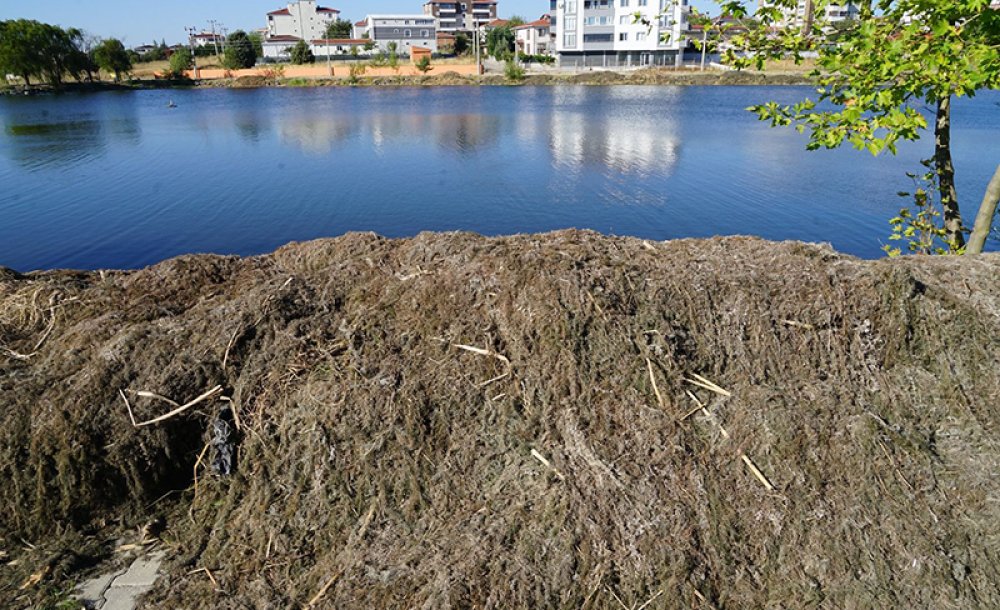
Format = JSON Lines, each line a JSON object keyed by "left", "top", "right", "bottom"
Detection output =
{"left": 508, "top": 15, "right": 526, "bottom": 27}
{"left": 93, "top": 38, "right": 131, "bottom": 83}
{"left": 290, "top": 40, "right": 315, "bottom": 64}
{"left": 247, "top": 31, "right": 264, "bottom": 58}
{"left": 350, "top": 45, "right": 360, "bottom": 59}
{"left": 223, "top": 30, "right": 256, "bottom": 69}
{"left": 486, "top": 25, "right": 515, "bottom": 61}
{"left": 325, "top": 19, "right": 353, "bottom": 39}
{"left": 168, "top": 47, "right": 193, "bottom": 76}
{"left": 415, "top": 55, "right": 432, "bottom": 74}
{"left": 453, "top": 33, "right": 469, "bottom": 55}
{"left": 363, "top": 39, "right": 375, "bottom": 51}
{"left": 387, "top": 41, "right": 399, "bottom": 70}
{"left": 504, "top": 58, "right": 525, "bottom": 81}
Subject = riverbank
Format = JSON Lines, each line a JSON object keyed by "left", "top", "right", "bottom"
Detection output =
{"left": 200, "top": 67, "right": 814, "bottom": 88}
{"left": 2, "top": 231, "right": 998, "bottom": 608}
{"left": 0, "top": 68, "right": 812, "bottom": 95}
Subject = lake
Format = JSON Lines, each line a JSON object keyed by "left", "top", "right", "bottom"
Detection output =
{"left": 1, "top": 85, "right": 998, "bottom": 271}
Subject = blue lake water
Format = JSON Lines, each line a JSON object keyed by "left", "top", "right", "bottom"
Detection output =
{"left": 1, "top": 86, "right": 998, "bottom": 271}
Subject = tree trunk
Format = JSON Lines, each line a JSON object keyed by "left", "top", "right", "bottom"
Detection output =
{"left": 935, "top": 96, "right": 964, "bottom": 249}
{"left": 22, "top": 73, "right": 30, "bottom": 86}
{"left": 966, "top": 163, "right": 1000, "bottom": 254}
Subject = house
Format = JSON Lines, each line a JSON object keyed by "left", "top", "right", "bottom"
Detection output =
{"left": 553, "top": 0, "right": 688, "bottom": 68}
{"left": 352, "top": 19, "right": 367, "bottom": 39}
{"left": 191, "top": 32, "right": 225, "bottom": 48}
{"left": 514, "top": 15, "right": 553, "bottom": 56}
{"left": 261, "top": 35, "right": 368, "bottom": 61}
{"left": 356, "top": 15, "right": 438, "bottom": 54}
{"left": 266, "top": 0, "right": 340, "bottom": 40}
{"left": 423, "top": 0, "right": 499, "bottom": 34}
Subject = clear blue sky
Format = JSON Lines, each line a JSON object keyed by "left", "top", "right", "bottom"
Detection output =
{"left": 1, "top": 0, "right": 714, "bottom": 46}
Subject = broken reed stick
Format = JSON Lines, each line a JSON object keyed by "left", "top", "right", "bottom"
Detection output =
{"left": 134, "top": 391, "right": 179, "bottom": 408}
{"left": 530, "top": 448, "right": 566, "bottom": 481}
{"left": 119, "top": 390, "right": 137, "bottom": 427}
{"left": 637, "top": 589, "right": 665, "bottom": 610}
{"left": 188, "top": 440, "right": 213, "bottom": 522}
{"left": 307, "top": 569, "right": 344, "bottom": 607}
{"left": 684, "top": 390, "right": 775, "bottom": 491}
{"left": 453, "top": 343, "right": 511, "bottom": 367}
{"left": 0, "top": 306, "right": 58, "bottom": 361}
{"left": 683, "top": 374, "right": 732, "bottom": 397}
{"left": 646, "top": 358, "right": 665, "bottom": 409}
{"left": 130, "top": 385, "right": 223, "bottom": 428}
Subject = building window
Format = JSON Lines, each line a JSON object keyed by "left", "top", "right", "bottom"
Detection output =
{"left": 421, "top": 29, "right": 429, "bottom": 37}
{"left": 564, "top": 16, "right": 577, "bottom": 30}
{"left": 635, "top": 32, "right": 646, "bottom": 40}
{"left": 638, "top": 0, "right": 647, "bottom": 5}
{"left": 565, "top": 0, "right": 577, "bottom": 14}
{"left": 404, "top": 29, "right": 412, "bottom": 36}
{"left": 619, "top": 15, "right": 629, "bottom": 24}
{"left": 564, "top": 33, "right": 576, "bottom": 46}
{"left": 619, "top": 32, "right": 628, "bottom": 40}
{"left": 620, "top": 0, "right": 629, "bottom": 5}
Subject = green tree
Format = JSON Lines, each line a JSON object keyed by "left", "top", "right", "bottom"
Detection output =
{"left": 387, "top": 41, "right": 399, "bottom": 70}
{"left": 223, "top": 30, "right": 257, "bottom": 69}
{"left": 454, "top": 33, "right": 469, "bottom": 56}
{"left": 168, "top": 47, "right": 193, "bottom": 77}
{"left": 720, "top": 0, "right": 1000, "bottom": 253}
{"left": 325, "top": 19, "right": 353, "bottom": 39}
{"left": 415, "top": 54, "right": 432, "bottom": 74}
{"left": 92, "top": 38, "right": 131, "bottom": 83}
{"left": 504, "top": 58, "right": 525, "bottom": 81}
{"left": 0, "top": 20, "right": 87, "bottom": 86}
{"left": 508, "top": 15, "right": 527, "bottom": 27}
{"left": 290, "top": 40, "right": 315, "bottom": 64}
{"left": 247, "top": 31, "right": 264, "bottom": 58}
{"left": 486, "top": 25, "right": 515, "bottom": 61}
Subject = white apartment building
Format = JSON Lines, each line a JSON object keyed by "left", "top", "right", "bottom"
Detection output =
{"left": 774, "top": 1, "right": 860, "bottom": 29}
{"left": 266, "top": 0, "right": 341, "bottom": 41}
{"left": 356, "top": 15, "right": 438, "bottom": 54}
{"left": 554, "top": 0, "right": 688, "bottom": 68}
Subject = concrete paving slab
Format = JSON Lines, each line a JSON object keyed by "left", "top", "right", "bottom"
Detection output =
{"left": 109, "top": 551, "right": 164, "bottom": 588}
{"left": 76, "top": 569, "right": 117, "bottom": 609}
{"left": 101, "top": 585, "right": 144, "bottom": 610}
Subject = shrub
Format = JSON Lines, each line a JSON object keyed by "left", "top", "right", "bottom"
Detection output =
{"left": 167, "top": 47, "right": 192, "bottom": 77}
{"left": 290, "top": 40, "right": 315, "bottom": 65}
{"left": 415, "top": 55, "right": 432, "bottom": 74}
{"left": 504, "top": 59, "right": 525, "bottom": 82}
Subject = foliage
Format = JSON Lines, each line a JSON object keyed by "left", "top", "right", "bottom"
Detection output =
{"left": 713, "top": 0, "right": 1000, "bottom": 254}
{"left": 454, "top": 33, "right": 470, "bottom": 55}
{"left": 348, "top": 62, "right": 366, "bottom": 84}
{"left": 508, "top": 15, "right": 527, "bottom": 27}
{"left": 415, "top": 55, "right": 432, "bottom": 74}
{"left": 248, "top": 31, "right": 264, "bottom": 58}
{"left": 92, "top": 38, "right": 131, "bottom": 83}
{"left": 350, "top": 45, "right": 360, "bottom": 58}
{"left": 517, "top": 52, "right": 555, "bottom": 64}
{"left": 290, "top": 40, "right": 315, "bottom": 64}
{"left": 0, "top": 19, "right": 96, "bottom": 86}
{"left": 325, "top": 18, "right": 354, "bottom": 39}
{"left": 388, "top": 42, "right": 399, "bottom": 71}
{"left": 884, "top": 160, "right": 965, "bottom": 256}
{"left": 504, "top": 59, "right": 525, "bottom": 81}
{"left": 486, "top": 25, "right": 516, "bottom": 61}
{"left": 363, "top": 39, "right": 375, "bottom": 51}
{"left": 168, "top": 47, "right": 193, "bottom": 77}
{"left": 223, "top": 30, "right": 257, "bottom": 69}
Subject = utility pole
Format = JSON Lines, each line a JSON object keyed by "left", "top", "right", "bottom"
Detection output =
{"left": 185, "top": 26, "right": 200, "bottom": 78}
{"left": 208, "top": 20, "right": 222, "bottom": 57}
{"left": 474, "top": 20, "right": 481, "bottom": 75}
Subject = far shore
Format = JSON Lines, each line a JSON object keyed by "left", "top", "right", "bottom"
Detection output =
{"left": 1, "top": 68, "right": 813, "bottom": 95}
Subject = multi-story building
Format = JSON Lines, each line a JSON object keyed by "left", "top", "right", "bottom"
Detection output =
{"left": 514, "top": 15, "right": 554, "bottom": 56}
{"left": 423, "top": 0, "right": 499, "bottom": 34}
{"left": 191, "top": 32, "right": 226, "bottom": 48}
{"left": 772, "top": 1, "right": 860, "bottom": 29}
{"left": 266, "top": 0, "right": 341, "bottom": 41}
{"left": 554, "top": 0, "right": 688, "bottom": 68}
{"left": 356, "top": 15, "right": 438, "bottom": 54}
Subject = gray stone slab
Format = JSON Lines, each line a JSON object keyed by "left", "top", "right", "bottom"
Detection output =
{"left": 76, "top": 570, "right": 119, "bottom": 609}
{"left": 109, "top": 551, "right": 164, "bottom": 588}
{"left": 101, "top": 585, "right": 144, "bottom": 610}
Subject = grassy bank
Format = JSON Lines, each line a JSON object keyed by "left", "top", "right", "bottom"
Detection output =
{"left": 2, "top": 231, "right": 999, "bottom": 608}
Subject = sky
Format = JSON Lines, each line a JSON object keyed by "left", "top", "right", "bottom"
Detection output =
{"left": 1, "top": 0, "right": 713, "bottom": 46}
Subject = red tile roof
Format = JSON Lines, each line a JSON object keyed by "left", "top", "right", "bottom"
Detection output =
{"left": 513, "top": 15, "right": 551, "bottom": 30}
{"left": 264, "top": 34, "right": 302, "bottom": 42}
{"left": 268, "top": 8, "right": 291, "bottom": 16}
{"left": 487, "top": 18, "right": 509, "bottom": 27}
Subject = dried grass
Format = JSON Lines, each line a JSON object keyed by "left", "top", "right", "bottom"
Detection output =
{"left": 1, "top": 231, "right": 999, "bottom": 609}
